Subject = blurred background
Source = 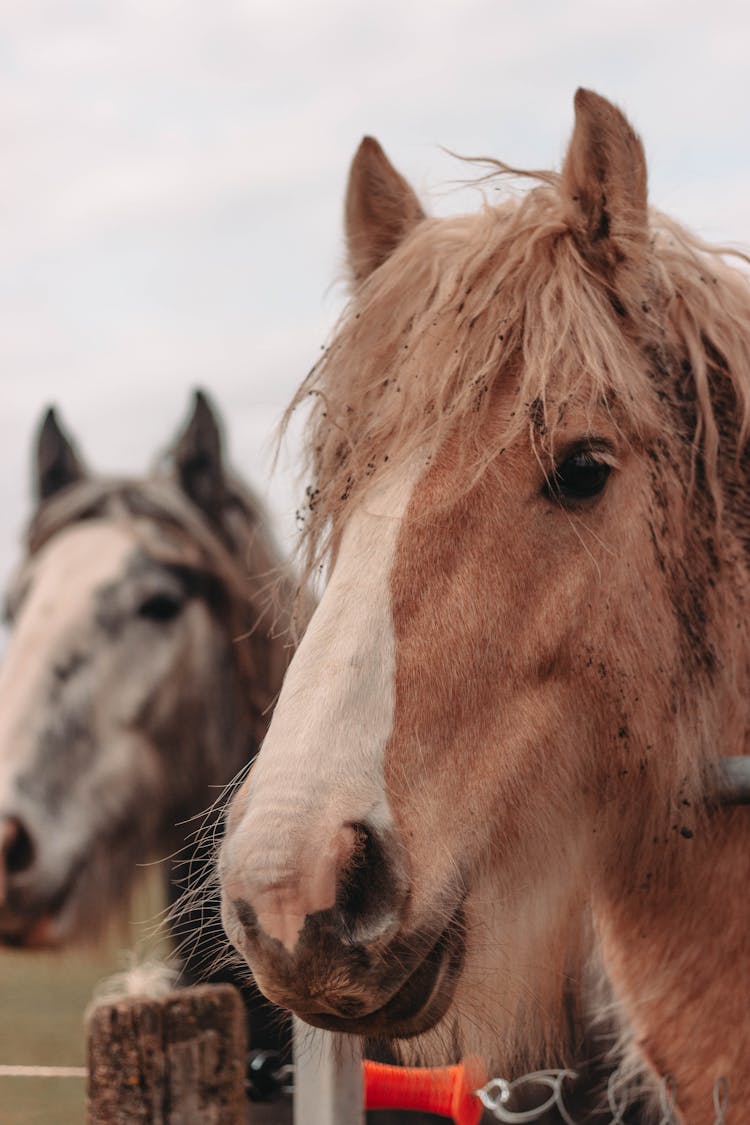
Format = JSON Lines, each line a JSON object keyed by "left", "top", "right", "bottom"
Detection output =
{"left": 1, "top": 1, "right": 750, "bottom": 1120}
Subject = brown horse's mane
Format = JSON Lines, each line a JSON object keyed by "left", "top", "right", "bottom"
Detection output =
{"left": 25, "top": 473, "right": 295, "bottom": 751}
{"left": 285, "top": 167, "right": 750, "bottom": 580}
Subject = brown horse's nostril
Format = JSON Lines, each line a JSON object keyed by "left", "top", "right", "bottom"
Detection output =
{"left": 336, "top": 821, "right": 407, "bottom": 944}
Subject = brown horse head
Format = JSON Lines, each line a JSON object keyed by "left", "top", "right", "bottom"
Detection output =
{"left": 220, "top": 91, "right": 750, "bottom": 1114}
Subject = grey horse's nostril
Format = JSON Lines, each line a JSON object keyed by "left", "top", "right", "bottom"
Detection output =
{"left": 2, "top": 817, "right": 35, "bottom": 878}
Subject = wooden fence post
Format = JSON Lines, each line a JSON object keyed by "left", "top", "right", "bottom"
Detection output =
{"left": 86, "top": 983, "right": 247, "bottom": 1125}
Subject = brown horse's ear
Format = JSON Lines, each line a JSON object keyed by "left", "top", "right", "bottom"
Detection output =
{"left": 345, "top": 136, "right": 425, "bottom": 285}
{"left": 562, "top": 88, "right": 649, "bottom": 285}
{"left": 173, "top": 389, "right": 226, "bottom": 516}
{"left": 35, "top": 407, "right": 86, "bottom": 502}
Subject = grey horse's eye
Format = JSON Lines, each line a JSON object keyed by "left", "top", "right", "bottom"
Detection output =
{"left": 137, "top": 592, "right": 184, "bottom": 623}
{"left": 545, "top": 449, "right": 612, "bottom": 504}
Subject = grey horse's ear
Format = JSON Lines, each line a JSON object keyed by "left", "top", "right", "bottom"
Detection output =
{"left": 173, "top": 389, "right": 226, "bottom": 516}
{"left": 345, "top": 136, "right": 425, "bottom": 286}
{"left": 35, "top": 407, "right": 86, "bottom": 502}
{"left": 561, "top": 88, "right": 649, "bottom": 288}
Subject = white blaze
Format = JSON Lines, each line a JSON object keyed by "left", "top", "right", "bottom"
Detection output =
{"left": 222, "top": 465, "right": 419, "bottom": 950}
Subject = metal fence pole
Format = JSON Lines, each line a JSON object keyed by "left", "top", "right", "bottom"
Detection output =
{"left": 292, "top": 1019, "right": 364, "bottom": 1125}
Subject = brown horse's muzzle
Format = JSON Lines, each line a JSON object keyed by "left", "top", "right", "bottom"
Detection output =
{"left": 219, "top": 818, "right": 467, "bottom": 1037}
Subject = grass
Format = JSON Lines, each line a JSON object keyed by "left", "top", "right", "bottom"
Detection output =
{"left": 0, "top": 874, "right": 171, "bottom": 1125}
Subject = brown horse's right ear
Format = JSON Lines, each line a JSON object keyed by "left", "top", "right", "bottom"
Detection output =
{"left": 345, "top": 137, "right": 425, "bottom": 285}
{"left": 561, "top": 88, "right": 649, "bottom": 288}
{"left": 35, "top": 407, "right": 86, "bottom": 502}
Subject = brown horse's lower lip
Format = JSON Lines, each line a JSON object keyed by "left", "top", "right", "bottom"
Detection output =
{"left": 301, "top": 908, "right": 466, "bottom": 1039}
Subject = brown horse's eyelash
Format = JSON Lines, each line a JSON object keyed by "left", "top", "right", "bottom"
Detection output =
{"left": 552, "top": 436, "right": 620, "bottom": 470}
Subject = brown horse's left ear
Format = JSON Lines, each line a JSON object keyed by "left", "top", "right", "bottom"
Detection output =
{"left": 345, "top": 136, "right": 425, "bottom": 285}
{"left": 173, "top": 389, "right": 226, "bottom": 516}
{"left": 562, "top": 89, "right": 649, "bottom": 284}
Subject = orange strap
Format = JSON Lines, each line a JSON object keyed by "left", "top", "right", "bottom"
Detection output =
{"left": 363, "top": 1059, "right": 485, "bottom": 1125}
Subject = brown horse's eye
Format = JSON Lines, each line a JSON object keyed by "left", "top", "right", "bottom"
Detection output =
{"left": 137, "top": 593, "right": 183, "bottom": 622}
{"left": 545, "top": 451, "right": 612, "bottom": 503}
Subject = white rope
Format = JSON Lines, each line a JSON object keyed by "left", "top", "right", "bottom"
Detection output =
{"left": 0, "top": 1065, "right": 87, "bottom": 1078}
{"left": 477, "top": 1070, "right": 730, "bottom": 1124}
{"left": 476, "top": 1069, "right": 578, "bottom": 1123}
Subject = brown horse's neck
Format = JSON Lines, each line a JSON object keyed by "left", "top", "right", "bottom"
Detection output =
{"left": 595, "top": 807, "right": 750, "bottom": 1122}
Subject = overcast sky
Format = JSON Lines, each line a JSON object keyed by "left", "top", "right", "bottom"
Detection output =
{"left": 2, "top": 0, "right": 750, "bottom": 606}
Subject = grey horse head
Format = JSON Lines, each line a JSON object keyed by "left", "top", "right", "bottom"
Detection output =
{"left": 0, "top": 391, "right": 293, "bottom": 948}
